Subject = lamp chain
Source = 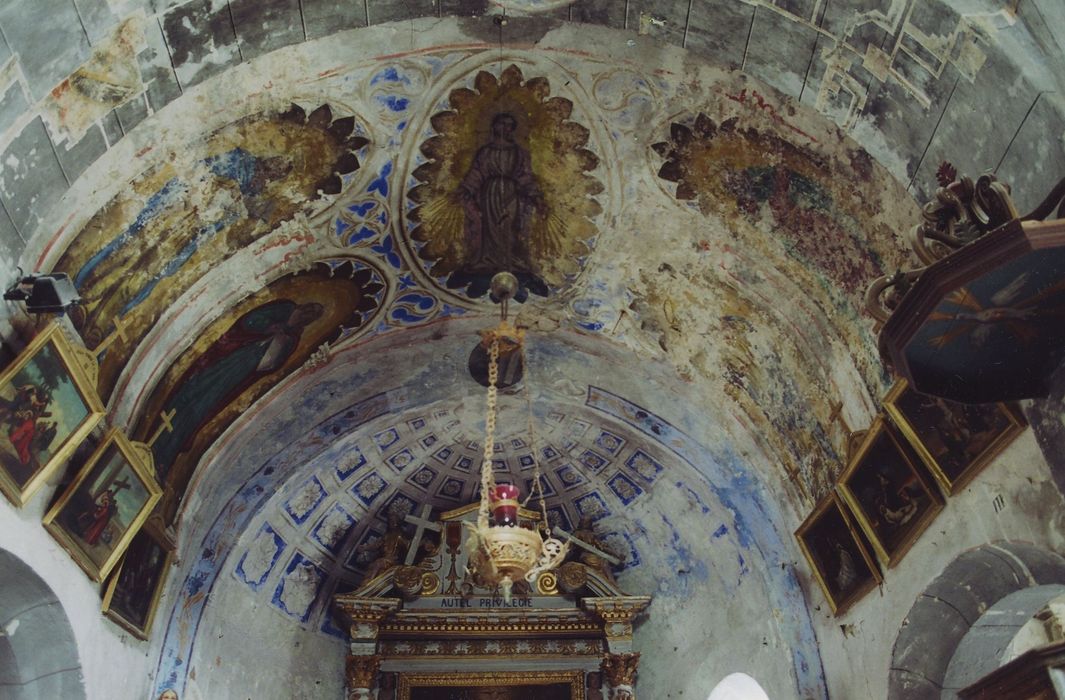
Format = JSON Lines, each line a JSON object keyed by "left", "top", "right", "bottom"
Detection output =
{"left": 520, "top": 338, "right": 551, "bottom": 531}
{"left": 477, "top": 337, "right": 500, "bottom": 530}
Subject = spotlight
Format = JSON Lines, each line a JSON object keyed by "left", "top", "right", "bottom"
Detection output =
{"left": 3, "top": 270, "right": 81, "bottom": 314}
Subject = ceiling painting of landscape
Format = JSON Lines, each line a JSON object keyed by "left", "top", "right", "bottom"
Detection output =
{"left": 54, "top": 105, "right": 369, "bottom": 398}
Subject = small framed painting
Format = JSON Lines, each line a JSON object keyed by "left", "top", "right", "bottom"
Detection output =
{"left": 43, "top": 429, "right": 162, "bottom": 582}
{"left": 884, "top": 380, "right": 1026, "bottom": 495}
{"left": 837, "top": 417, "right": 944, "bottom": 568}
{"left": 795, "top": 492, "right": 881, "bottom": 615}
{"left": 0, "top": 323, "right": 104, "bottom": 506}
{"left": 102, "top": 523, "right": 173, "bottom": 639}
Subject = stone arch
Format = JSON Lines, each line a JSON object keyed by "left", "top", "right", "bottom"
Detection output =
{"left": 941, "top": 584, "right": 1065, "bottom": 695}
{"left": 887, "top": 541, "right": 1065, "bottom": 700}
{"left": 0, "top": 548, "right": 85, "bottom": 700}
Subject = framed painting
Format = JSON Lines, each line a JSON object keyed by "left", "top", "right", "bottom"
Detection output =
{"left": 0, "top": 323, "right": 104, "bottom": 506}
{"left": 837, "top": 417, "right": 944, "bottom": 568}
{"left": 102, "top": 523, "right": 173, "bottom": 639}
{"left": 400, "top": 671, "right": 585, "bottom": 700}
{"left": 884, "top": 380, "right": 1026, "bottom": 495}
{"left": 43, "top": 429, "right": 162, "bottom": 582}
{"left": 795, "top": 492, "right": 882, "bottom": 615}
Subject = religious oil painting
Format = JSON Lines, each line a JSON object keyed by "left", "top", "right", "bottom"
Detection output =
{"left": 884, "top": 380, "right": 1026, "bottom": 494}
{"left": 0, "top": 323, "right": 104, "bottom": 506}
{"left": 102, "top": 523, "right": 173, "bottom": 639}
{"left": 132, "top": 259, "right": 384, "bottom": 523}
{"left": 44, "top": 429, "right": 162, "bottom": 582}
{"left": 407, "top": 64, "right": 602, "bottom": 300}
{"left": 837, "top": 418, "right": 943, "bottom": 568}
{"left": 401, "top": 671, "right": 584, "bottom": 700}
{"left": 54, "top": 104, "right": 369, "bottom": 399}
{"left": 795, "top": 492, "right": 881, "bottom": 615}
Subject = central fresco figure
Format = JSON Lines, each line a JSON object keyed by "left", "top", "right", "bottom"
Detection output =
{"left": 454, "top": 112, "right": 546, "bottom": 298}
{"left": 406, "top": 65, "right": 603, "bottom": 300}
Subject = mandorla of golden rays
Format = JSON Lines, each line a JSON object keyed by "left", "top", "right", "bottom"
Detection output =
{"left": 408, "top": 64, "right": 603, "bottom": 291}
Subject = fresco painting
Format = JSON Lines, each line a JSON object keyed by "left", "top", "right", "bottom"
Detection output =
{"left": 652, "top": 112, "right": 890, "bottom": 296}
{"left": 56, "top": 104, "right": 369, "bottom": 398}
{"left": 133, "top": 260, "right": 384, "bottom": 522}
{"left": 407, "top": 65, "right": 602, "bottom": 299}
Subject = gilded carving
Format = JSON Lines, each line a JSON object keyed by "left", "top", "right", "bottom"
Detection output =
{"left": 379, "top": 638, "right": 603, "bottom": 658}
{"left": 398, "top": 671, "right": 585, "bottom": 700}
{"left": 601, "top": 652, "right": 640, "bottom": 699}
{"left": 393, "top": 565, "right": 424, "bottom": 598}
{"left": 557, "top": 561, "right": 588, "bottom": 593}
{"left": 346, "top": 654, "right": 382, "bottom": 690}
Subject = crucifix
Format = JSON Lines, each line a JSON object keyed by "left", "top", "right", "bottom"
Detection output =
{"left": 146, "top": 409, "right": 177, "bottom": 448}
{"left": 403, "top": 505, "right": 441, "bottom": 566}
{"left": 92, "top": 314, "right": 135, "bottom": 358}
{"left": 553, "top": 526, "right": 622, "bottom": 565}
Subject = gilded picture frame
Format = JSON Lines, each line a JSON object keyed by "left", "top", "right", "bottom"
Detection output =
{"left": 795, "top": 492, "right": 882, "bottom": 616}
{"left": 43, "top": 429, "right": 162, "bottom": 582}
{"left": 399, "top": 670, "right": 585, "bottom": 700}
{"left": 884, "top": 380, "right": 1026, "bottom": 495}
{"left": 0, "top": 323, "right": 105, "bottom": 506}
{"left": 102, "top": 522, "right": 173, "bottom": 640}
{"left": 837, "top": 417, "right": 944, "bottom": 568}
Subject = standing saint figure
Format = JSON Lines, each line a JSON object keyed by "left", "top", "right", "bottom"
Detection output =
{"left": 451, "top": 112, "right": 548, "bottom": 298}
{"left": 151, "top": 299, "right": 324, "bottom": 479}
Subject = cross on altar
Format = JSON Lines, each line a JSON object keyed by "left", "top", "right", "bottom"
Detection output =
{"left": 404, "top": 505, "right": 441, "bottom": 565}
{"left": 553, "top": 526, "right": 622, "bottom": 565}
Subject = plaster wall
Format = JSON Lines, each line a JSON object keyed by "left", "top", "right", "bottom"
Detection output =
{"left": 806, "top": 429, "right": 1065, "bottom": 699}
{"left": 0, "top": 486, "right": 155, "bottom": 699}
{"left": 161, "top": 319, "right": 822, "bottom": 699}
{"left": 0, "top": 7, "right": 1060, "bottom": 700}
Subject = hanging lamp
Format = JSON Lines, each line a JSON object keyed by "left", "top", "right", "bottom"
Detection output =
{"left": 463, "top": 272, "right": 568, "bottom": 602}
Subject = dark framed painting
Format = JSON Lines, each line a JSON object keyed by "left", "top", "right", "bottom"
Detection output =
{"left": 400, "top": 671, "right": 584, "bottom": 700}
{"left": 0, "top": 323, "right": 105, "bottom": 506}
{"left": 43, "top": 429, "right": 162, "bottom": 582}
{"left": 102, "top": 523, "right": 173, "bottom": 639}
{"left": 795, "top": 492, "right": 882, "bottom": 615}
{"left": 837, "top": 417, "right": 944, "bottom": 568}
{"left": 884, "top": 380, "right": 1026, "bottom": 495}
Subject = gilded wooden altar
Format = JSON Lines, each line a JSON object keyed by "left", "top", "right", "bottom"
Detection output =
{"left": 333, "top": 502, "right": 650, "bottom": 700}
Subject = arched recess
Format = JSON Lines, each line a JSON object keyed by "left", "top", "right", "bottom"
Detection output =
{"left": 941, "top": 584, "right": 1065, "bottom": 695}
{"left": 708, "top": 672, "right": 770, "bottom": 700}
{"left": 887, "top": 541, "right": 1065, "bottom": 700}
{"left": 0, "top": 548, "right": 85, "bottom": 700}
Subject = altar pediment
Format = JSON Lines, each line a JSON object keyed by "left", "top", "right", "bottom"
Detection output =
{"left": 333, "top": 501, "right": 650, "bottom": 700}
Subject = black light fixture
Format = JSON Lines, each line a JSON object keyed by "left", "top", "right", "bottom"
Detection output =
{"left": 3, "top": 270, "right": 81, "bottom": 314}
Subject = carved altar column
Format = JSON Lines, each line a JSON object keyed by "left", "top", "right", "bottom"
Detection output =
{"left": 601, "top": 652, "right": 640, "bottom": 700}
{"left": 334, "top": 597, "right": 401, "bottom": 700}
{"left": 585, "top": 597, "right": 650, "bottom": 699}
{"left": 345, "top": 654, "right": 382, "bottom": 700}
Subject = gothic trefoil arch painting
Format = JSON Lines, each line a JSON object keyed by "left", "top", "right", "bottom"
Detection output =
{"left": 52, "top": 104, "right": 369, "bottom": 399}
{"left": 406, "top": 64, "right": 603, "bottom": 300}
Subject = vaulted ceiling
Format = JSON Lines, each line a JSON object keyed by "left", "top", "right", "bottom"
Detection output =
{"left": 0, "top": 1, "right": 1062, "bottom": 698}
